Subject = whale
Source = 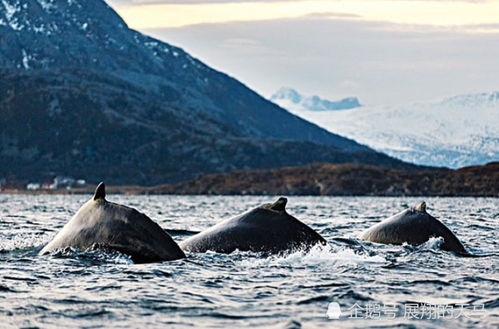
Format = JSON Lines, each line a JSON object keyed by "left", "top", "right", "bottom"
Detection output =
{"left": 179, "top": 197, "right": 327, "bottom": 254}
{"left": 360, "top": 202, "right": 466, "bottom": 253}
{"left": 39, "top": 182, "right": 185, "bottom": 263}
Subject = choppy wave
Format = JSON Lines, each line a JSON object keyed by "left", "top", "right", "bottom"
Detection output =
{"left": 0, "top": 195, "right": 498, "bottom": 328}
{"left": 0, "top": 233, "right": 48, "bottom": 252}
{"left": 238, "top": 244, "right": 386, "bottom": 268}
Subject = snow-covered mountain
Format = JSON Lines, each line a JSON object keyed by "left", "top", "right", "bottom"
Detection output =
{"left": 271, "top": 88, "right": 361, "bottom": 112}
{"left": 272, "top": 89, "right": 499, "bottom": 168}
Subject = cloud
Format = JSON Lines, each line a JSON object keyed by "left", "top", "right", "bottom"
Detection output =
{"left": 109, "top": 0, "right": 499, "bottom": 29}
{"left": 142, "top": 15, "right": 499, "bottom": 105}
{"left": 105, "top": 0, "right": 499, "bottom": 105}
{"left": 303, "top": 11, "right": 361, "bottom": 19}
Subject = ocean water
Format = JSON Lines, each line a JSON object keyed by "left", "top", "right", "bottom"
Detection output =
{"left": 0, "top": 195, "right": 497, "bottom": 328}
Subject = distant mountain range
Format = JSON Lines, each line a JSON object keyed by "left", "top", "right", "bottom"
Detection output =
{"left": 271, "top": 87, "right": 361, "bottom": 112}
{"left": 272, "top": 88, "right": 499, "bottom": 168}
{"left": 0, "top": 0, "right": 410, "bottom": 185}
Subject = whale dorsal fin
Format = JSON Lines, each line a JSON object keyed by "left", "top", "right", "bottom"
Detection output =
{"left": 414, "top": 201, "right": 426, "bottom": 213}
{"left": 269, "top": 197, "right": 287, "bottom": 211}
{"left": 93, "top": 182, "right": 106, "bottom": 201}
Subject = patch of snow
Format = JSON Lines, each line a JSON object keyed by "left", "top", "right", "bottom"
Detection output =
{"left": 9, "top": 20, "right": 22, "bottom": 30}
{"left": 21, "top": 49, "right": 30, "bottom": 69}
{"left": 37, "top": 0, "right": 54, "bottom": 11}
{"left": 144, "top": 41, "right": 158, "bottom": 48}
{"left": 1, "top": 0, "right": 23, "bottom": 30}
{"left": 1, "top": 0, "right": 18, "bottom": 21}
{"left": 33, "top": 25, "right": 45, "bottom": 33}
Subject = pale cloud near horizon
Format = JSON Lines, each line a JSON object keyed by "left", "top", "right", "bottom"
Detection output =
{"left": 108, "top": 0, "right": 499, "bottom": 29}
{"left": 142, "top": 16, "right": 499, "bottom": 105}
{"left": 105, "top": 0, "right": 499, "bottom": 105}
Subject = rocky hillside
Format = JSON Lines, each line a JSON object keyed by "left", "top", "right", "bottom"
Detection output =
{"left": 148, "top": 162, "right": 499, "bottom": 197}
{"left": 0, "top": 0, "right": 412, "bottom": 185}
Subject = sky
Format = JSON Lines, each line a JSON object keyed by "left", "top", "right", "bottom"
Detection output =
{"left": 106, "top": 0, "right": 499, "bottom": 105}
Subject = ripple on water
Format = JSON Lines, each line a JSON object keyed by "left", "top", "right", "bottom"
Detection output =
{"left": 0, "top": 195, "right": 497, "bottom": 328}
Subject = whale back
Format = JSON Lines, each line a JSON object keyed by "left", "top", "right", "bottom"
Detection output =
{"left": 360, "top": 202, "right": 466, "bottom": 252}
{"left": 40, "top": 183, "right": 185, "bottom": 263}
{"left": 180, "top": 198, "right": 326, "bottom": 254}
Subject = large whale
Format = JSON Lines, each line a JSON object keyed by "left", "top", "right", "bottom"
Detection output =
{"left": 179, "top": 197, "right": 326, "bottom": 254}
{"left": 360, "top": 202, "right": 466, "bottom": 253}
{"left": 39, "top": 182, "right": 185, "bottom": 263}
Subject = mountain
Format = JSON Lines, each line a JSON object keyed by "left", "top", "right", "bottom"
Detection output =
{"left": 271, "top": 87, "right": 361, "bottom": 112}
{"left": 274, "top": 89, "right": 499, "bottom": 168}
{"left": 0, "top": 0, "right": 411, "bottom": 185}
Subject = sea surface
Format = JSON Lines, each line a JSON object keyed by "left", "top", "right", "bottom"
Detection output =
{"left": 0, "top": 195, "right": 498, "bottom": 328}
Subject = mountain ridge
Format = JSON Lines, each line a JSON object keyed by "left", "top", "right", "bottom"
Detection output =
{"left": 0, "top": 0, "right": 415, "bottom": 185}
{"left": 271, "top": 87, "right": 361, "bottom": 112}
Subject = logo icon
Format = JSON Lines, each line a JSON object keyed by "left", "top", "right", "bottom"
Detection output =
{"left": 326, "top": 302, "right": 342, "bottom": 319}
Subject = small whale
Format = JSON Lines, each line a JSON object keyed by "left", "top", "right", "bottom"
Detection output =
{"left": 360, "top": 202, "right": 466, "bottom": 253}
{"left": 39, "top": 182, "right": 185, "bottom": 263}
{"left": 179, "top": 197, "right": 326, "bottom": 254}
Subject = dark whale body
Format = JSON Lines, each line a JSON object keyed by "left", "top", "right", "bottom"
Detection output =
{"left": 360, "top": 202, "right": 466, "bottom": 253}
{"left": 180, "top": 198, "right": 326, "bottom": 254}
{"left": 39, "top": 183, "right": 185, "bottom": 263}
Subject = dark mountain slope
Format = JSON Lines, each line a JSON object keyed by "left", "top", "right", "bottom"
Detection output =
{"left": 0, "top": 0, "right": 414, "bottom": 184}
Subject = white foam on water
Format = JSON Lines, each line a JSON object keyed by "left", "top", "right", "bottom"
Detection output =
{"left": 422, "top": 236, "right": 445, "bottom": 250}
{"left": 0, "top": 233, "right": 48, "bottom": 251}
{"left": 46, "top": 247, "right": 134, "bottom": 265}
{"left": 237, "top": 244, "right": 386, "bottom": 268}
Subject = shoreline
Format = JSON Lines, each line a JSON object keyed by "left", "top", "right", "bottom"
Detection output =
{"left": 3, "top": 190, "right": 499, "bottom": 197}
{"left": 3, "top": 162, "right": 498, "bottom": 198}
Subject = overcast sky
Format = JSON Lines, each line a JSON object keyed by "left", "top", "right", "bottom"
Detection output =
{"left": 106, "top": 0, "right": 499, "bottom": 105}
